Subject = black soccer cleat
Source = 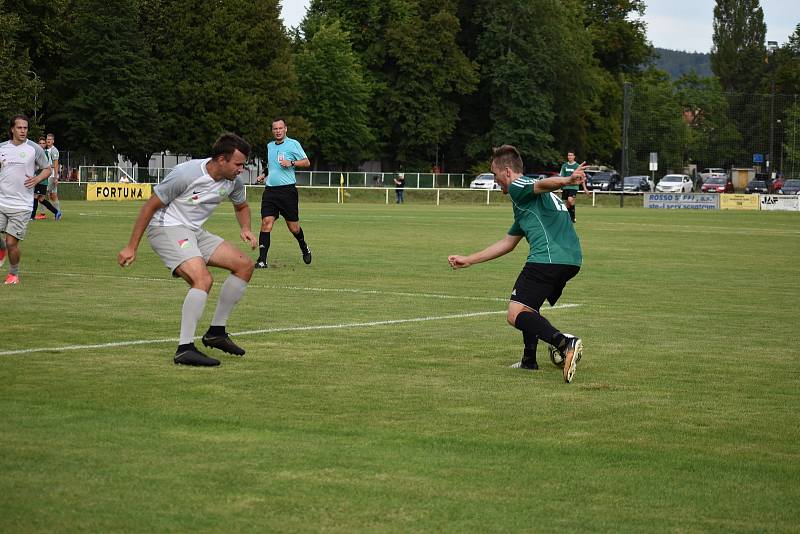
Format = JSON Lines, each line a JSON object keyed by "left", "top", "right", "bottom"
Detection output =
{"left": 255, "top": 260, "right": 268, "bottom": 269}
{"left": 202, "top": 332, "right": 246, "bottom": 356}
{"left": 302, "top": 248, "right": 312, "bottom": 265}
{"left": 510, "top": 360, "right": 539, "bottom": 370}
{"left": 174, "top": 345, "right": 220, "bottom": 367}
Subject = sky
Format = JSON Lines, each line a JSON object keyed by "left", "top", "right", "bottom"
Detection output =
{"left": 280, "top": 0, "right": 799, "bottom": 53}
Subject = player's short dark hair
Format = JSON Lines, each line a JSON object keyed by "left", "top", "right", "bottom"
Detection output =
{"left": 272, "top": 117, "right": 286, "bottom": 127}
{"left": 211, "top": 132, "right": 251, "bottom": 159}
{"left": 38, "top": 136, "right": 46, "bottom": 142}
{"left": 8, "top": 114, "right": 29, "bottom": 136}
{"left": 492, "top": 145, "right": 523, "bottom": 173}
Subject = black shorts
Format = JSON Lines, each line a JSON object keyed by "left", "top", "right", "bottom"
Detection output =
{"left": 260, "top": 184, "right": 299, "bottom": 221}
{"left": 510, "top": 262, "right": 580, "bottom": 310}
{"left": 561, "top": 189, "right": 577, "bottom": 200}
{"left": 34, "top": 183, "right": 48, "bottom": 196}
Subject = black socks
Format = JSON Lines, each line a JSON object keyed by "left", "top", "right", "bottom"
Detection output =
{"left": 293, "top": 228, "right": 308, "bottom": 252}
{"left": 257, "top": 232, "right": 271, "bottom": 261}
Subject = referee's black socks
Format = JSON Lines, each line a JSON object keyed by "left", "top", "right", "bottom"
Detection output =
{"left": 292, "top": 228, "right": 309, "bottom": 252}
{"left": 257, "top": 232, "right": 270, "bottom": 262}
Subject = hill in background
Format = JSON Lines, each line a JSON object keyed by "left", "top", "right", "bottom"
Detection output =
{"left": 654, "top": 47, "right": 713, "bottom": 79}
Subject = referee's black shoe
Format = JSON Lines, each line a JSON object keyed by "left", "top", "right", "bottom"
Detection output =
{"left": 302, "top": 248, "right": 312, "bottom": 265}
{"left": 202, "top": 332, "right": 246, "bottom": 356}
{"left": 174, "top": 345, "right": 220, "bottom": 367}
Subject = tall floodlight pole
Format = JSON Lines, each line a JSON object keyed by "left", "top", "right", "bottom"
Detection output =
{"left": 27, "top": 70, "right": 39, "bottom": 123}
{"left": 620, "top": 82, "right": 632, "bottom": 207}
{"left": 767, "top": 41, "right": 778, "bottom": 179}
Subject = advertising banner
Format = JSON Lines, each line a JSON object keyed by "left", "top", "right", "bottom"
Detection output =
{"left": 87, "top": 183, "right": 152, "bottom": 201}
{"left": 759, "top": 195, "right": 800, "bottom": 211}
{"left": 644, "top": 193, "right": 719, "bottom": 210}
{"left": 720, "top": 194, "right": 759, "bottom": 210}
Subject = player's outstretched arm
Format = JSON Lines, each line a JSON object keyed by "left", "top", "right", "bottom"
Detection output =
{"left": 534, "top": 163, "right": 587, "bottom": 194}
{"left": 448, "top": 234, "right": 523, "bottom": 269}
{"left": 118, "top": 195, "right": 165, "bottom": 267}
{"left": 233, "top": 201, "right": 257, "bottom": 249}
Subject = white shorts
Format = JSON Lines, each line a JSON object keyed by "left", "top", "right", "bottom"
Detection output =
{"left": 146, "top": 225, "right": 224, "bottom": 276}
{"left": 0, "top": 208, "right": 32, "bottom": 240}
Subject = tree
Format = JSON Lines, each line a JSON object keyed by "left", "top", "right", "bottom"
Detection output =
{"left": 582, "top": 0, "right": 653, "bottom": 166}
{"left": 46, "top": 0, "right": 158, "bottom": 165}
{"left": 710, "top": 0, "right": 767, "bottom": 94}
{"left": 0, "top": 2, "right": 43, "bottom": 133}
{"left": 143, "top": 0, "right": 297, "bottom": 161}
{"left": 627, "top": 69, "right": 686, "bottom": 175}
{"left": 305, "top": 0, "right": 477, "bottom": 169}
{"left": 295, "top": 16, "right": 375, "bottom": 168}
{"left": 674, "top": 72, "right": 741, "bottom": 170}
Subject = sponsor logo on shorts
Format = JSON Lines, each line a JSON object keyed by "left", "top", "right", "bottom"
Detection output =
{"left": 178, "top": 239, "right": 191, "bottom": 249}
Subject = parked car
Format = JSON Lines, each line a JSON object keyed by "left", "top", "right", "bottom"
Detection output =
{"left": 777, "top": 179, "right": 800, "bottom": 195}
{"left": 700, "top": 176, "right": 728, "bottom": 193}
{"left": 469, "top": 173, "right": 499, "bottom": 190}
{"left": 623, "top": 175, "right": 654, "bottom": 192}
{"left": 699, "top": 167, "right": 727, "bottom": 183}
{"left": 655, "top": 174, "right": 693, "bottom": 193}
{"left": 588, "top": 171, "right": 622, "bottom": 191}
{"left": 745, "top": 180, "right": 770, "bottom": 194}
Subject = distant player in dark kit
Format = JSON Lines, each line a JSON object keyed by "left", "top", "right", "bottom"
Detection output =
{"left": 559, "top": 150, "right": 589, "bottom": 223}
{"left": 254, "top": 117, "right": 311, "bottom": 268}
{"left": 448, "top": 145, "right": 586, "bottom": 383}
{"left": 118, "top": 133, "right": 257, "bottom": 367}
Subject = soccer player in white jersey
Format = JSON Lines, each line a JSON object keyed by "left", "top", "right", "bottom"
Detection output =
{"left": 0, "top": 114, "right": 52, "bottom": 285}
{"left": 46, "top": 133, "right": 61, "bottom": 213}
{"left": 118, "top": 133, "right": 257, "bottom": 367}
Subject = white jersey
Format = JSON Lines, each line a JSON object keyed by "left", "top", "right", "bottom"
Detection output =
{"left": 0, "top": 139, "right": 52, "bottom": 211}
{"left": 47, "top": 146, "right": 60, "bottom": 176}
{"left": 149, "top": 158, "right": 247, "bottom": 231}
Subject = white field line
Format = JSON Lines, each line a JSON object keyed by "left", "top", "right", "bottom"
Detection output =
{"left": 32, "top": 271, "right": 511, "bottom": 302}
{"left": 0, "top": 304, "right": 579, "bottom": 356}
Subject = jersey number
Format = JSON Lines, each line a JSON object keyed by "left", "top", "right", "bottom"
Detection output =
{"left": 549, "top": 192, "right": 568, "bottom": 211}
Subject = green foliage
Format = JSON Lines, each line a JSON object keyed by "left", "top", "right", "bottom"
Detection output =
{"left": 143, "top": 0, "right": 296, "bottom": 160}
{"left": 43, "top": 0, "right": 157, "bottom": 165}
{"left": 711, "top": 0, "right": 767, "bottom": 94}
{"left": 627, "top": 69, "right": 686, "bottom": 175}
{"left": 674, "top": 73, "right": 741, "bottom": 169}
{"left": 295, "top": 16, "right": 375, "bottom": 167}
{"left": 0, "top": 1, "right": 43, "bottom": 133}
{"left": 307, "top": 0, "right": 477, "bottom": 170}
{"left": 654, "top": 48, "right": 713, "bottom": 79}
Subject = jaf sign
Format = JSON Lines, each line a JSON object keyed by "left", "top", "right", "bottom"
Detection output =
{"left": 760, "top": 195, "right": 800, "bottom": 211}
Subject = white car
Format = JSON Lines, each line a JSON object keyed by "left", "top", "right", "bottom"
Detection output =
{"left": 655, "top": 174, "right": 693, "bottom": 193}
{"left": 469, "top": 173, "right": 500, "bottom": 190}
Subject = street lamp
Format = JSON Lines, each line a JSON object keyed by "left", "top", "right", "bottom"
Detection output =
{"left": 27, "top": 70, "right": 39, "bottom": 123}
{"left": 767, "top": 41, "right": 778, "bottom": 178}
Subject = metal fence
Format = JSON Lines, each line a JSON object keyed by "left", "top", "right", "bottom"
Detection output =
{"left": 623, "top": 84, "right": 800, "bottom": 184}
{"left": 73, "top": 166, "right": 472, "bottom": 188}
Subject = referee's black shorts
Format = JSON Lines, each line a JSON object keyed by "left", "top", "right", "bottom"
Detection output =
{"left": 260, "top": 184, "right": 299, "bottom": 221}
{"left": 510, "top": 262, "right": 580, "bottom": 311}
{"left": 34, "top": 183, "right": 48, "bottom": 196}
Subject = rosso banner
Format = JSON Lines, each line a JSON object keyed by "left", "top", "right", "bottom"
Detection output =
{"left": 87, "top": 183, "right": 152, "bottom": 201}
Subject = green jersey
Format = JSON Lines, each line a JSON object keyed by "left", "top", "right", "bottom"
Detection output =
{"left": 560, "top": 161, "right": 581, "bottom": 190}
{"left": 507, "top": 175, "right": 582, "bottom": 266}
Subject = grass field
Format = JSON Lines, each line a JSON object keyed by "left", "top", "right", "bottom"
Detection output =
{"left": 1, "top": 198, "right": 798, "bottom": 532}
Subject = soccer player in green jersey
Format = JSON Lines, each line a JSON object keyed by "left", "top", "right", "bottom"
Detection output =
{"left": 448, "top": 145, "right": 585, "bottom": 383}
{"left": 559, "top": 150, "right": 589, "bottom": 223}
